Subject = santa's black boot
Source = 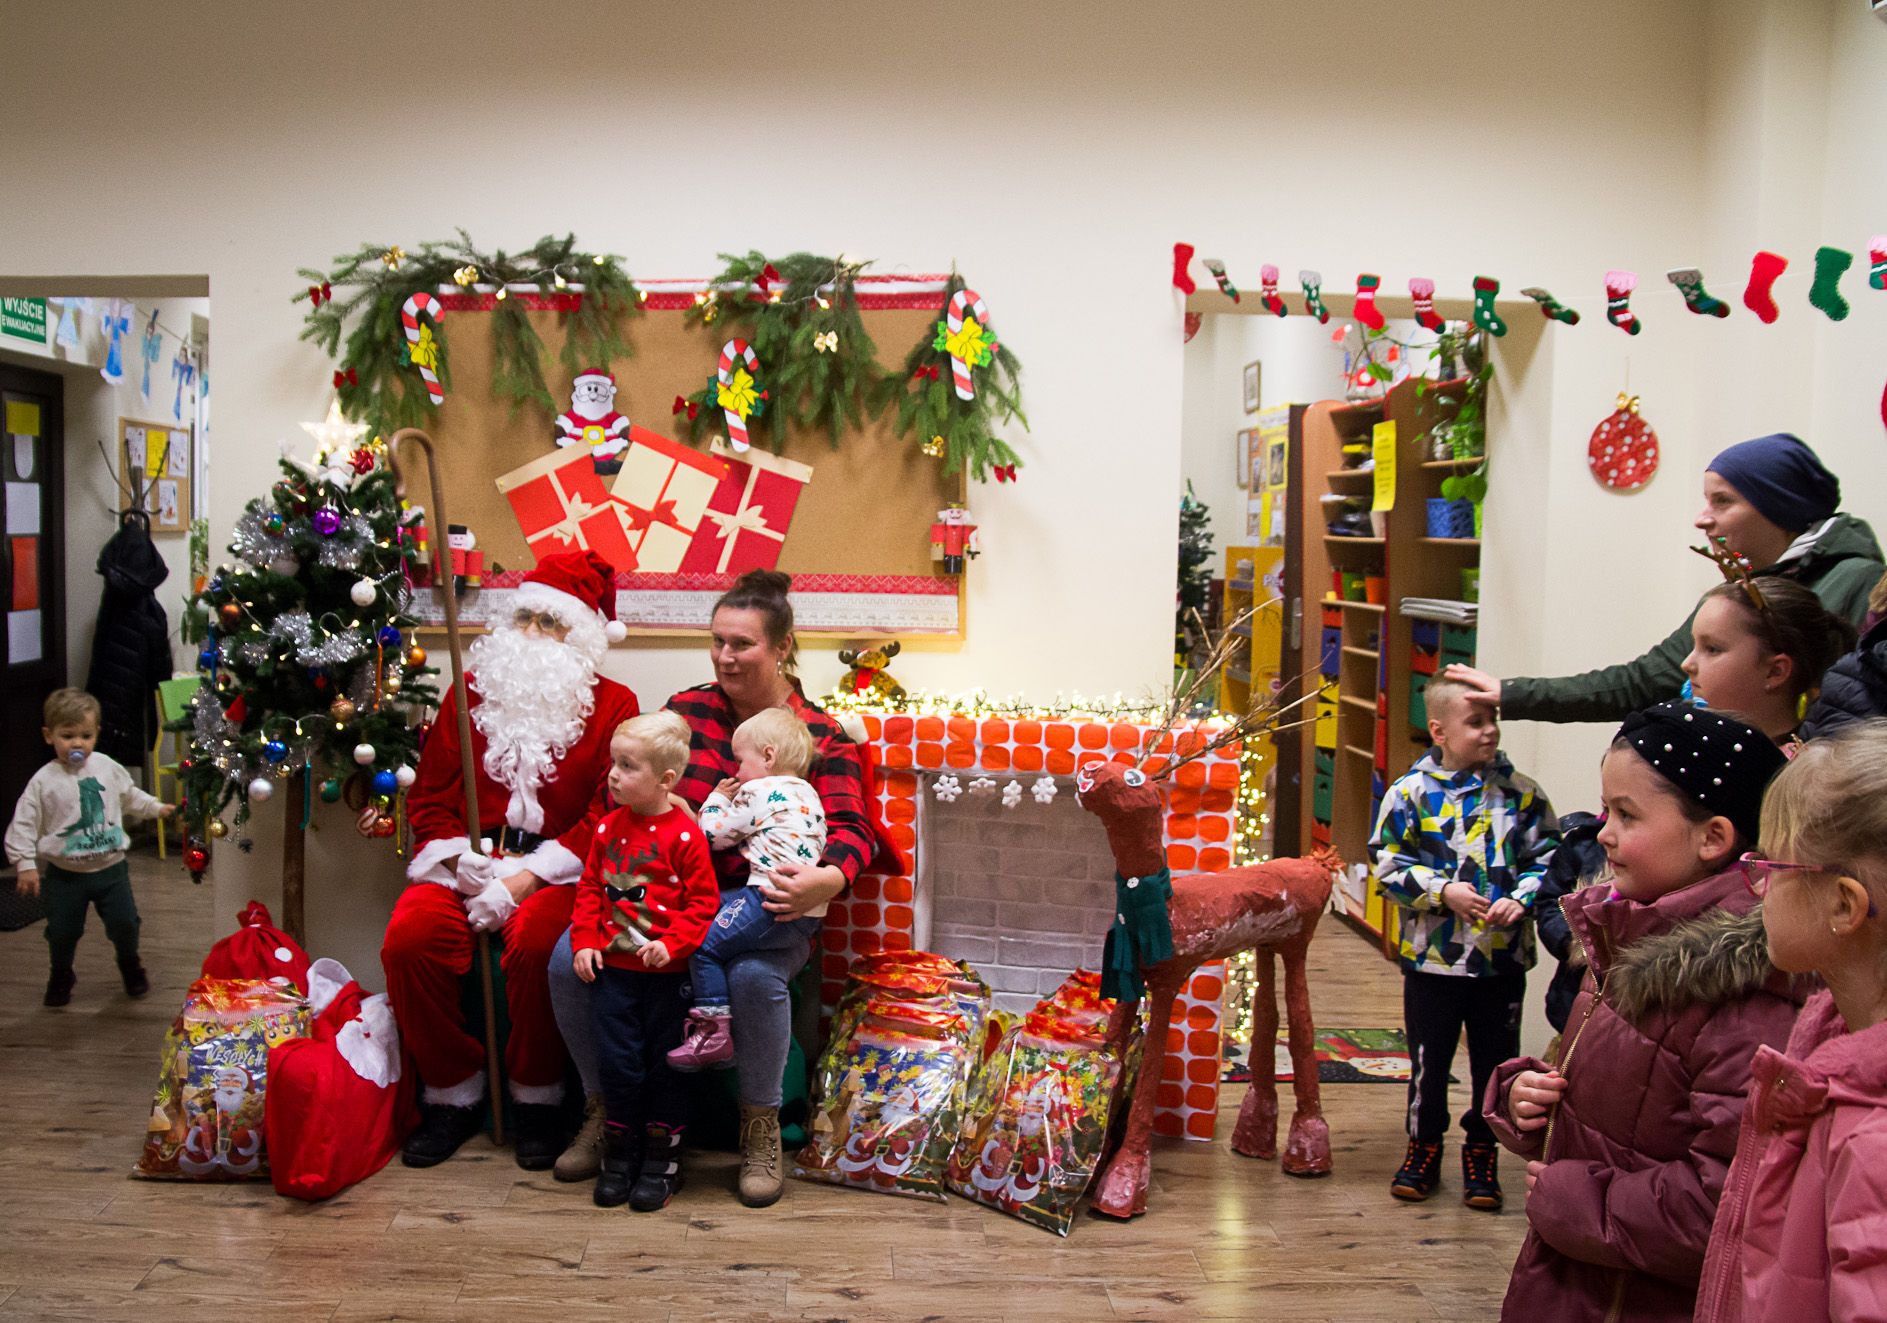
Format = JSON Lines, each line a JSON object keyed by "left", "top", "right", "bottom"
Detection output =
{"left": 511, "top": 1102, "right": 565, "bottom": 1171}
{"left": 402, "top": 1101, "right": 486, "bottom": 1168}
{"left": 594, "top": 1123, "right": 641, "bottom": 1209}
{"left": 629, "top": 1122, "right": 684, "bottom": 1211}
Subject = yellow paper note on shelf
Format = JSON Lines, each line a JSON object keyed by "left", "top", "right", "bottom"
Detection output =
{"left": 1371, "top": 421, "right": 1396, "bottom": 513}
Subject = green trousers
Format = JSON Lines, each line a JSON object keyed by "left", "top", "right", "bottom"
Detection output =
{"left": 42, "top": 860, "right": 140, "bottom": 971}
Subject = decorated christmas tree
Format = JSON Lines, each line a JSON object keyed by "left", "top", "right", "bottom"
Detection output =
{"left": 1176, "top": 482, "right": 1214, "bottom": 669}
{"left": 176, "top": 413, "right": 438, "bottom": 937}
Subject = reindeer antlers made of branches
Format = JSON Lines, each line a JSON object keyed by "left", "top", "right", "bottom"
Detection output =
{"left": 1133, "top": 601, "right": 1322, "bottom": 781}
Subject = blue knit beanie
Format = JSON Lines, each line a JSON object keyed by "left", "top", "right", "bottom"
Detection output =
{"left": 1705, "top": 433, "right": 1841, "bottom": 534}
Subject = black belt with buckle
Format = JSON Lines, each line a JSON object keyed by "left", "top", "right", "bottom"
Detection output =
{"left": 493, "top": 827, "right": 545, "bottom": 856}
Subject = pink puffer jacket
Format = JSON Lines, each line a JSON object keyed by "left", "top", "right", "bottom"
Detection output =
{"left": 1694, "top": 989, "right": 1887, "bottom": 1323}
{"left": 1484, "top": 872, "right": 1812, "bottom": 1323}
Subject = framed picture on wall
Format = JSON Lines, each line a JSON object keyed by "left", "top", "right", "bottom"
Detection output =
{"left": 1242, "top": 360, "right": 1261, "bottom": 414}
{"left": 1235, "top": 428, "right": 1253, "bottom": 488}
{"left": 1267, "top": 438, "right": 1287, "bottom": 488}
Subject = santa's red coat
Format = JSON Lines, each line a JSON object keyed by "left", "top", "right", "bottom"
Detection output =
{"left": 406, "top": 673, "right": 639, "bottom": 888}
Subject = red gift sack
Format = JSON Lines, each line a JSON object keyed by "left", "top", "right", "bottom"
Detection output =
{"left": 201, "top": 901, "right": 312, "bottom": 995}
{"left": 266, "top": 959, "right": 417, "bottom": 1201}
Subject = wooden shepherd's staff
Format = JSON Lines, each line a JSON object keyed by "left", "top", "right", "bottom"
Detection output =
{"left": 388, "top": 428, "right": 506, "bottom": 1147}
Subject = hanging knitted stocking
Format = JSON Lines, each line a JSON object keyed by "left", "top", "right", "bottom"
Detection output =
{"left": 1743, "top": 250, "right": 1787, "bottom": 324}
{"left": 1471, "top": 276, "right": 1507, "bottom": 336}
{"left": 1201, "top": 257, "right": 1239, "bottom": 303}
{"left": 1667, "top": 267, "right": 1730, "bottom": 318}
{"left": 1809, "top": 246, "right": 1852, "bottom": 322}
{"left": 1171, "top": 243, "right": 1197, "bottom": 295}
{"left": 1300, "top": 270, "right": 1330, "bottom": 323}
{"left": 1520, "top": 287, "right": 1580, "bottom": 325}
{"left": 1870, "top": 237, "right": 1887, "bottom": 291}
{"left": 1408, "top": 277, "right": 1445, "bottom": 331}
{"left": 1353, "top": 274, "right": 1384, "bottom": 330}
{"left": 1259, "top": 265, "right": 1287, "bottom": 317}
{"left": 1605, "top": 271, "right": 1641, "bottom": 335}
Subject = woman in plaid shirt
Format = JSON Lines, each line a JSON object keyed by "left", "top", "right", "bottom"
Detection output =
{"left": 549, "top": 569, "right": 890, "bottom": 1206}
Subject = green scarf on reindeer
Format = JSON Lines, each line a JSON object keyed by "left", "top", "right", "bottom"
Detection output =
{"left": 1100, "top": 866, "right": 1175, "bottom": 1002}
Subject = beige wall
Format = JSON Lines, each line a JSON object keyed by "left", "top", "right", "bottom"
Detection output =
{"left": 5, "top": 0, "right": 1880, "bottom": 979}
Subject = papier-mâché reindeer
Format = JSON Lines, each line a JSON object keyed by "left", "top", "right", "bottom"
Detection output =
{"left": 1076, "top": 607, "right": 1338, "bottom": 1219}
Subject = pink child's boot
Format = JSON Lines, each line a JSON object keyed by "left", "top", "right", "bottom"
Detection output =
{"left": 667, "top": 1009, "right": 734, "bottom": 1073}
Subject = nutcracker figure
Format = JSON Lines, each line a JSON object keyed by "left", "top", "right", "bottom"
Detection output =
{"left": 930, "top": 504, "right": 980, "bottom": 575}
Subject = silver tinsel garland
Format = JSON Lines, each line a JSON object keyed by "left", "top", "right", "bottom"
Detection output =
{"left": 315, "top": 514, "right": 378, "bottom": 570}
{"left": 268, "top": 611, "right": 367, "bottom": 667}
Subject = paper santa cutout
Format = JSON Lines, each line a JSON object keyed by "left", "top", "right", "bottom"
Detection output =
{"left": 555, "top": 368, "right": 631, "bottom": 474}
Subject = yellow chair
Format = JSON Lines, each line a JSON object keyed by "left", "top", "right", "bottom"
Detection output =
{"left": 153, "top": 676, "right": 202, "bottom": 859}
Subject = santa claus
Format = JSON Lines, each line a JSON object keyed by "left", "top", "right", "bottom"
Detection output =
{"left": 382, "top": 550, "right": 639, "bottom": 1170}
{"left": 554, "top": 368, "right": 632, "bottom": 474}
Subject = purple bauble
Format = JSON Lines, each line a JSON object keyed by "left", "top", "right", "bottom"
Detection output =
{"left": 312, "top": 507, "right": 342, "bottom": 536}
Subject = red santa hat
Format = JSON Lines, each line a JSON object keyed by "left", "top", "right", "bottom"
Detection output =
{"left": 513, "top": 550, "right": 626, "bottom": 643}
{"left": 573, "top": 367, "right": 615, "bottom": 386}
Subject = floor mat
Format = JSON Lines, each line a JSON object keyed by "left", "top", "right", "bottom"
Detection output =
{"left": 0, "top": 881, "right": 47, "bottom": 933}
{"left": 1223, "top": 1027, "right": 1417, "bottom": 1084}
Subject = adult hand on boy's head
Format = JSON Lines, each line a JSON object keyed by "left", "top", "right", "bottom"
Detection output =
{"left": 1441, "top": 664, "right": 1501, "bottom": 710}
{"left": 1487, "top": 897, "right": 1525, "bottom": 927}
{"left": 1443, "top": 881, "right": 1490, "bottom": 921}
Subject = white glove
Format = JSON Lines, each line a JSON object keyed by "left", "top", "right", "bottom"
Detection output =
{"left": 465, "top": 876, "right": 518, "bottom": 933}
{"left": 454, "top": 848, "right": 497, "bottom": 897}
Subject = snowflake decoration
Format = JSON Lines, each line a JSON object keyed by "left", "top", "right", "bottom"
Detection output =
{"left": 968, "top": 776, "right": 998, "bottom": 797}
{"left": 1031, "top": 775, "right": 1058, "bottom": 805}
{"left": 933, "top": 774, "right": 963, "bottom": 803}
{"left": 1001, "top": 780, "right": 1023, "bottom": 808}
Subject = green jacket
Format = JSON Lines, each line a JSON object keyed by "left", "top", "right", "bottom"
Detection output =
{"left": 1504, "top": 513, "right": 1885, "bottom": 724}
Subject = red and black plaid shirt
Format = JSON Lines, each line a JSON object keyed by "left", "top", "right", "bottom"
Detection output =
{"left": 665, "top": 684, "right": 886, "bottom": 892}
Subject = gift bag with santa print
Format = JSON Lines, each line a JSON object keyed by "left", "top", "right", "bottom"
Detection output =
{"left": 945, "top": 1010, "right": 1123, "bottom": 1236}
{"left": 133, "top": 978, "right": 310, "bottom": 1181}
{"left": 792, "top": 998, "right": 976, "bottom": 1202}
{"left": 677, "top": 441, "right": 813, "bottom": 576}
{"left": 200, "top": 901, "right": 312, "bottom": 994}
{"left": 266, "top": 958, "right": 417, "bottom": 1201}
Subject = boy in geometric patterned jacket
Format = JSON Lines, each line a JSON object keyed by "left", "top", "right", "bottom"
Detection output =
{"left": 1371, "top": 675, "right": 1560, "bottom": 1212}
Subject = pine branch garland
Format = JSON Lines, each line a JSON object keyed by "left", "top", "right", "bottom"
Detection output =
{"left": 296, "top": 230, "right": 640, "bottom": 433}
{"left": 871, "top": 273, "right": 1026, "bottom": 482}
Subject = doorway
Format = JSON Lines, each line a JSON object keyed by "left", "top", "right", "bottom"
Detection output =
{"left": 3, "top": 362, "right": 66, "bottom": 813}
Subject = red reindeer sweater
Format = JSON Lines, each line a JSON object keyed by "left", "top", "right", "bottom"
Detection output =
{"left": 570, "top": 806, "right": 719, "bottom": 971}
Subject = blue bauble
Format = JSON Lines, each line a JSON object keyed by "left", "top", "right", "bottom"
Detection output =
{"left": 372, "top": 770, "right": 399, "bottom": 796}
{"left": 263, "top": 740, "right": 289, "bottom": 763}
{"left": 197, "top": 649, "right": 217, "bottom": 671}
{"left": 377, "top": 626, "right": 402, "bottom": 647}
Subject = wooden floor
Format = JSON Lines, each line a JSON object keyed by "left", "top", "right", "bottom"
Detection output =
{"left": 0, "top": 847, "right": 1527, "bottom": 1321}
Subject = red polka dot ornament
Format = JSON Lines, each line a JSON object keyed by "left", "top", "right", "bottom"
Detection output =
{"left": 1589, "top": 392, "right": 1659, "bottom": 491}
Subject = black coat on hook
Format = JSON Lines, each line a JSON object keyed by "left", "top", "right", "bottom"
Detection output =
{"left": 86, "top": 510, "right": 173, "bottom": 766}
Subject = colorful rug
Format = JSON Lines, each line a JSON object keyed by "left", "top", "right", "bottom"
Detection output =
{"left": 1223, "top": 1027, "right": 1414, "bottom": 1084}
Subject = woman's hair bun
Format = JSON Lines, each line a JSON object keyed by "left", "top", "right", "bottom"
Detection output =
{"left": 731, "top": 568, "right": 793, "bottom": 602}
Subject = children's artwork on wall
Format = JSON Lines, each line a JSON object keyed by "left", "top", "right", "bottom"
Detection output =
{"left": 98, "top": 298, "right": 132, "bottom": 385}
{"left": 120, "top": 417, "right": 191, "bottom": 531}
{"left": 140, "top": 308, "right": 162, "bottom": 398}
{"left": 50, "top": 296, "right": 88, "bottom": 347}
{"left": 171, "top": 347, "right": 196, "bottom": 421}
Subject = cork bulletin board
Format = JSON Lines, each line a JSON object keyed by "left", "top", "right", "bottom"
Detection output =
{"left": 402, "top": 301, "right": 968, "bottom": 638}
{"left": 118, "top": 416, "right": 192, "bottom": 532}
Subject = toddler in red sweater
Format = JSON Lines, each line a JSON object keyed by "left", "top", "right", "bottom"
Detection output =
{"left": 571, "top": 711, "right": 719, "bottom": 1211}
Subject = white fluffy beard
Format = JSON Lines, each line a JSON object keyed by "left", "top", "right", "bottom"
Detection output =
{"left": 466, "top": 625, "right": 601, "bottom": 832}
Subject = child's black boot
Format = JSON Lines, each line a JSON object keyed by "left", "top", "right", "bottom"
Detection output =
{"left": 630, "top": 1122, "right": 684, "bottom": 1211}
{"left": 1462, "top": 1143, "right": 1503, "bottom": 1210}
{"left": 44, "top": 968, "right": 75, "bottom": 1007}
{"left": 118, "top": 955, "right": 150, "bottom": 999}
{"left": 1389, "top": 1138, "right": 1443, "bottom": 1201}
{"left": 594, "top": 1123, "right": 641, "bottom": 1209}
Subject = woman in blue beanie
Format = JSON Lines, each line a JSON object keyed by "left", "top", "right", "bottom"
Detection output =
{"left": 1447, "top": 433, "right": 1883, "bottom": 724}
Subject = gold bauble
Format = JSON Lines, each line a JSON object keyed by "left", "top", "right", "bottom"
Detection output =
{"left": 219, "top": 603, "right": 242, "bottom": 629}
{"left": 206, "top": 818, "right": 229, "bottom": 839}
{"left": 330, "top": 696, "right": 357, "bottom": 723}
{"left": 405, "top": 645, "right": 427, "bottom": 667}
{"left": 384, "top": 672, "right": 402, "bottom": 695}
{"left": 922, "top": 436, "right": 945, "bottom": 458}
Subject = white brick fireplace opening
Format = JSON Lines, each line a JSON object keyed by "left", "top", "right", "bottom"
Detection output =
{"left": 914, "top": 777, "right": 1120, "bottom": 1014}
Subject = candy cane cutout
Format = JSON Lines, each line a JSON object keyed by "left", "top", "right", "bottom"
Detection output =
{"left": 717, "top": 338, "right": 760, "bottom": 452}
{"left": 945, "top": 288, "right": 989, "bottom": 401}
{"left": 400, "top": 292, "right": 445, "bottom": 404}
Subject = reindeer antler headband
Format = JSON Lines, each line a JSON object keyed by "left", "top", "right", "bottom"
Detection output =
{"left": 1691, "top": 537, "right": 1770, "bottom": 615}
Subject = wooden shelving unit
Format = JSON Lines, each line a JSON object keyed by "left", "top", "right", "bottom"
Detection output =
{"left": 1284, "top": 377, "right": 1484, "bottom": 953}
